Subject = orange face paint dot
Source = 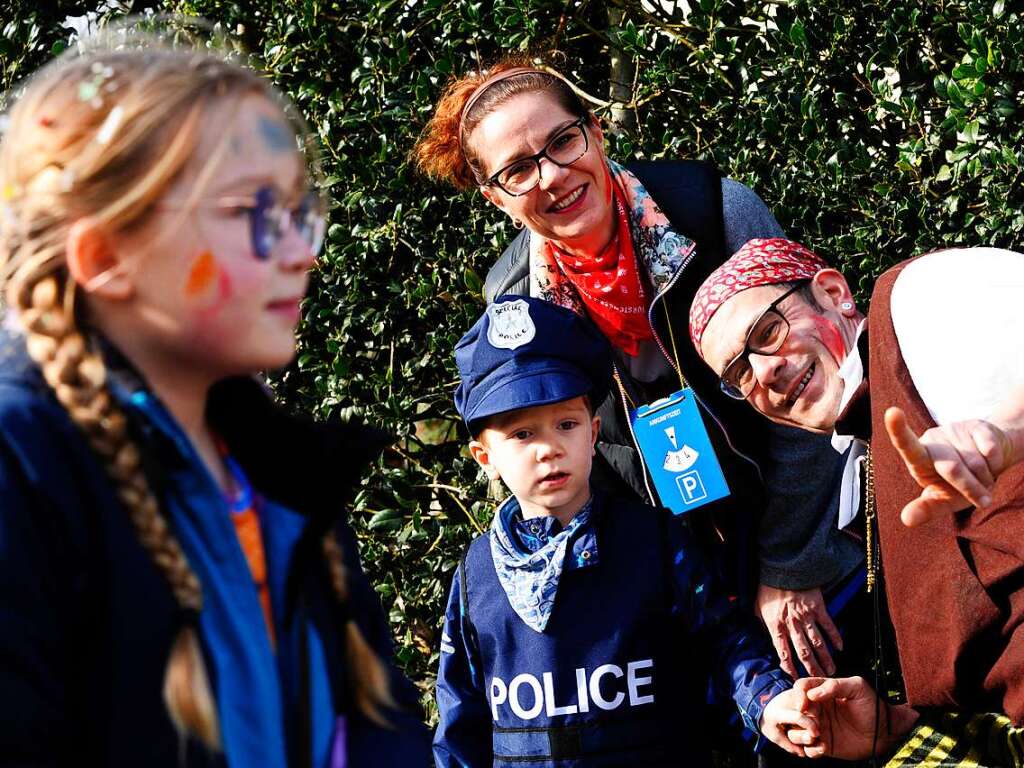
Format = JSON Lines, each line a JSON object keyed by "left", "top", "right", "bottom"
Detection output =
{"left": 185, "top": 251, "right": 218, "bottom": 297}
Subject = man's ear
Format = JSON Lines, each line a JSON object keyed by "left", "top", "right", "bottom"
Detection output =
{"left": 469, "top": 438, "right": 500, "bottom": 480}
{"left": 66, "top": 219, "right": 133, "bottom": 299}
{"left": 810, "top": 268, "right": 856, "bottom": 316}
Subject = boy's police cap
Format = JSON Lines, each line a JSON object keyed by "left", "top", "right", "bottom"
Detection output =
{"left": 454, "top": 296, "right": 613, "bottom": 434}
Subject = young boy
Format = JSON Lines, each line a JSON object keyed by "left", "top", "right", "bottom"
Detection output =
{"left": 433, "top": 296, "right": 817, "bottom": 767}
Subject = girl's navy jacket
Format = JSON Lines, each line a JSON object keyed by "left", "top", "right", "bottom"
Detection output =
{"left": 433, "top": 492, "right": 790, "bottom": 767}
{"left": 0, "top": 329, "right": 429, "bottom": 767}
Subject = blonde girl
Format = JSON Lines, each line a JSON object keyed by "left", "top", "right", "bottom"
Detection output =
{"left": 0, "top": 31, "right": 427, "bottom": 767}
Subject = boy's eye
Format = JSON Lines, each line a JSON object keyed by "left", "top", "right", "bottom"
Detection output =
{"left": 558, "top": 420, "right": 579, "bottom": 430}
{"left": 510, "top": 429, "right": 532, "bottom": 440}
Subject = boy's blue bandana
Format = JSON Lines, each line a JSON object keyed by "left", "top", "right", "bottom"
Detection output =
{"left": 489, "top": 496, "right": 593, "bottom": 633}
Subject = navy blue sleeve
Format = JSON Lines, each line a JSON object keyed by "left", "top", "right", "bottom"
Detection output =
{"left": 719, "top": 178, "right": 786, "bottom": 255}
{"left": 0, "top": 425, "right": 70, "bottom": 765}
{"left": 433, "top": 567, "right": 492, "bottom": 768}
{"left": 665, "top": 515, "right": 790, "bottom": 735}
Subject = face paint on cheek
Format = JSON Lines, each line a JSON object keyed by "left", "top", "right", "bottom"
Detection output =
{"left": 258, "top": 115, "right": 294, "bottom": 153}
{"left": 812, "top": 315, "right": 847, "bottom": 365}
{"left": 184, "top": 251, "right": 233, "bottom": 310}
{"left": 212, "top": 270, "right": 232, "bottom": 305}
{"left": 185, "top": 251, "right": 218, "bottom": 296}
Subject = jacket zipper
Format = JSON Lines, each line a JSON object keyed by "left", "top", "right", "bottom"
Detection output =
{"left": 613, "top": 368, "right": 657, "bottom": 505}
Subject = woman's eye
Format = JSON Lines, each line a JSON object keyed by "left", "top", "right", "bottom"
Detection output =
{"left": 503, "top": 162, "right": 534, "bottom": 181}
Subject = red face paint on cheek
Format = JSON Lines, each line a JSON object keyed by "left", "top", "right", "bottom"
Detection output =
{"left": 812, "top": 315, "right": 847, "bottom": 365}
{"left": 215, "top": 270, "right": 232, "bottom": 304}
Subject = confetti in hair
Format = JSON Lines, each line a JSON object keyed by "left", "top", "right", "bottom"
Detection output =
{"left": 78, "top": 63, "right": 116, "bottom": 108}
{"left": 95, "top": 105, "right": 124, "bottom": 145}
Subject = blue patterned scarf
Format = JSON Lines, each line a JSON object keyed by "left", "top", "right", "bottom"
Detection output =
{"left": 489, "top": 496, "right": 594, "bottom": 633}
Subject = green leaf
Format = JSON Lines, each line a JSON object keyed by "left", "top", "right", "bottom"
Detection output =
{"left": 789, "top": 21, "right": 807, "bottom": 47}
{"left": 368, "top": 509, "right": 404, "bottom": 531}
{"left": 947, "top": 80, "right": 964, "bottom": 105}
{"left": 463, "top": 267, "right": 482, "bottom": 295}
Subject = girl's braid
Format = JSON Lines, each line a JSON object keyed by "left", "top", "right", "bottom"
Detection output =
{"left": 16, "top": 271, "right": 220, "bottom": 748}
{"left": 322, "top": 531, "right": 396, "bottom": 726}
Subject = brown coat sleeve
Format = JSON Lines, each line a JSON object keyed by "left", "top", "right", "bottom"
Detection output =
{"left": 868, "top": 257, "right": 1024, "bottom": 723}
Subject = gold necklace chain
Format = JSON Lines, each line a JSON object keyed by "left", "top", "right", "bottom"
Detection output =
{"left": 864, "top": 446, "right": 877, "bottom": 593}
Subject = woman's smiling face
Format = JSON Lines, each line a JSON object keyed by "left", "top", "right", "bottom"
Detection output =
{"left": 470, "top": 90, "right": 614, "bottom": 255}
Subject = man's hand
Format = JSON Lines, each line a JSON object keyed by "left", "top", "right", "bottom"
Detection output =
{"left": 789, "top": 676, "right": 918, "bottom": 760}
{"left": 759, "top": 687, "right": 821, "bottom": 757}
{"left": 885, "top": 407, "right": 1018, "bottom": 527}
{"left": 756, "top": 584, "right": 842, "bottom": 678}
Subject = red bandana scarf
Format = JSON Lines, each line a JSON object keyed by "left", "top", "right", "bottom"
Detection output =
{"left": 548, "top": 173, "right": 653, "bottom": 355}
{"left": 529, "top": 159, "right": 698, "bottom": 358}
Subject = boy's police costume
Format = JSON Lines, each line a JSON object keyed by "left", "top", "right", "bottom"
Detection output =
{"left": 434, "top": 297, "right": 791, "bottom": 768}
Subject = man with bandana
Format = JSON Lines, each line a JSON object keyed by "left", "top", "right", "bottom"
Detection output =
{"left": 688, "top": 239, "right": 1024, "bottom": 764}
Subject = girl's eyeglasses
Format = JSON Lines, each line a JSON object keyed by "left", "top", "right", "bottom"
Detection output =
{"left": 158, "top": 185, "right": 326, "bottom": 261}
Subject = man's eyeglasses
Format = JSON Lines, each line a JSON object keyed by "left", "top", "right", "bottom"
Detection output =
{"left": 719, "top": 281, "right": 809, "bottom": 400}
{"left": 158, "top": 185, "right": 326, "bottom": 261}
{"left": 480, "top": 117, "right": 590, "bottom": 196}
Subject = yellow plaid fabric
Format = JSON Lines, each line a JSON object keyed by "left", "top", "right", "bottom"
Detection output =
{"left": 886, "top": 712, "right": 1024, "bottom": 768}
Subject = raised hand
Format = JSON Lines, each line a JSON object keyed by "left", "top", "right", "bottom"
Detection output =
{"left": 884, "top": 407, "right": 1017, "bottom": 526}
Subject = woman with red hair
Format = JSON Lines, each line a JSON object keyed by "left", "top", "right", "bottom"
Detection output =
{"left": 415, "top": 59, "right": 867, "bottom": 765}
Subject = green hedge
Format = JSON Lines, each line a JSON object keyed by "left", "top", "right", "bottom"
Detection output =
{"left": 3, "top": 0, "right": 1021, "bottom": 720}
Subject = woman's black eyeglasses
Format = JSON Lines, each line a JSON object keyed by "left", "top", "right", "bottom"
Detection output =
{"left": 480, "top": 117, "right": 590, "bottom": 196}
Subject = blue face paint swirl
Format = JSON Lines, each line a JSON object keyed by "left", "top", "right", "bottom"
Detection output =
{"left": 257, "top": 115, "right": 295, "bottom": 153}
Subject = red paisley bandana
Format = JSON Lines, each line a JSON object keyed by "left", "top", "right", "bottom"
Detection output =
{"left": 688, "top": 238, "right": 830, "bottom": 349}
{"left": 550, "top": 176, "right": 653, "bottom": 356}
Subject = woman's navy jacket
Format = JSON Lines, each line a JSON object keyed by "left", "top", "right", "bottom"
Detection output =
{"left": 0, "top": 330, "right": 429, "bottom": 767}
{"left": 432, "top": 493, "right": 790, "bottom": 767}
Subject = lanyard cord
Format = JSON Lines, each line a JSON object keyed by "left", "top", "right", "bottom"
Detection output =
{"left": 662, "top": 299, "right": 688, "bottom": 391}
{"left": 614, "top": 298, "right": 690, "bottom": 411}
